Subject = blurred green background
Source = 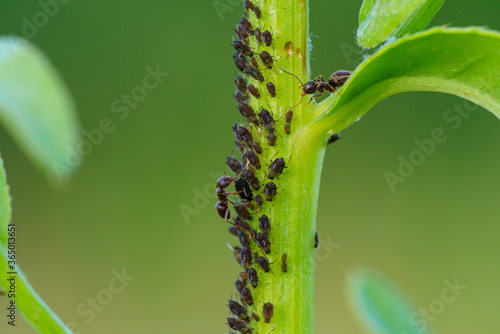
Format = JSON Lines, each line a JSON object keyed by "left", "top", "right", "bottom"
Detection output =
{"left": 1, "top": 0, "right": 500, "bottom": 333}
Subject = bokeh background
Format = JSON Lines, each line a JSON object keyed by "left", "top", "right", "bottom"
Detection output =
{"left": 1, "top": 0, "right": 500, "bottom": 333}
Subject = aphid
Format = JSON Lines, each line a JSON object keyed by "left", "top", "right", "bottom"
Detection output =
{"left": 235, "top": 90, "right": 248, "bottom": 103}
{"left": 256, "top": 256, "right": 271, "bottom": 273}
{"left": 247, "top": 268, "right": 258, "bottom": 288}
{"left": 255, "top": 233, "right": 271, "bottom": 254}
{"left": 240, "top": 271, "right": 249, "bottom": 281}
{"left": 250, "top": 55, "right": 259, "bottom": 68}
{"left": 233, "top": 246, "right": 242, "bottom": 262}
{"left": 262, "top": 30, "right": 272, "bottom": 46}
{"left": 264, "top": 182, "right": 277, "bottom": 201}
{"left": 251, "top": 142, "right": 262, "bottom": 154}
{"left": 227, "top": 156, "right": 244, "bottom": 174}
{"left": 238, "top": 102, "right": 259, "bottom": 125}
{"left": 267, "top": 132, "right": 276, "bottom": 146}
{"left": 314, "top": 231, "right": 319, "bottom": 248}
{"left": 281, "top": 253, "right": 288, "bottom": 273}
{"left": 262, "top": 302, "right": 274, "bottom": 323}
{"left": 285, "top": 109, "right": 293, "bottom": 124}
{"left": 243, "top": 0, "right": 254, "bottom": 10}
{"left": 241, "top": 287, "right": 254, "bottom": 305}
{"left": 258, "top": 108, "right": 275, "bottom": 132}
{"left": 268, "top": 158, "right": 287, "bottom": 180}
{"left": 234, "top": 52, "right": 249, "bottom": 72}
{"left": 251, "top": 312, "right": 260, "bottom": 322}
{"left": 235, "top": 75, "right": 248, "bottom": 93}
{"left": 284, "top": 124, "right": 291, "bottom": 135}
{"left": 255, "top": 194, "right": 263, "bottom": 207}
{"left": 235, "top": 205, "right": 252, "bottom": 220}
{"left": 235, "top": 25, "right": 250, "bottom": 45}
{"left": 244, "top": 169, "right": 260, "bottom": 191}
{"left": 240, "top": 246, "right": 253, "bottom": 268}
{"left": 229, "top": 300, "right": 249, "bottom": 322}
{"left": 327, "top": 133, "right": 341, "bottom": 145}
{"left": 259, "top": 215, "right": 271, "bottom": 236}
{"left": 329, "top": 70, "right": 352, "bottom": 87}
{"left": 235, "top": 279, "right": 246, "bottom": 293}
{"left": 235, "top": 139, "right": 246, "bottom": 153}
{"left": 239, "top": 230, "right": 250, "bottom": 248}
{"left": 248, "top": 84, "right": 260, "bottom": 99}
{"left": 227, "top": 318, "right": 250, "bottom": 333}
{"left": 253, "top": 6, "right": 261, "bottom": 19}
{"left": 245, "top": 150, "right": 261, "bottom": 170}
{"left": 246, "top": 66, "right": 264, "bottom": 83}
{"left": 229, "top": 225, "right": 239, "bottom": 236}
{"left": 266, "top": 81, "right": 276, "bottom": 97}
{"left": 254, "top": 28, "right": 262, "bottom": 44}
{"left": 259, "top": 51, "right": 274, "bottom": 68}
{"left": 237, "top": 125, "right": 253, "bottom": 145}
{"left": 240, "top": 17, "right": 254, "bottom": 35}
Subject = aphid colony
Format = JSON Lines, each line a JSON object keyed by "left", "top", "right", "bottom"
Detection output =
{"left": 218, "top": 1, "right": 350, "bottom": 332}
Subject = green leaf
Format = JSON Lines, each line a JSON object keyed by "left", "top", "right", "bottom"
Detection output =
{"left": 0, "top": 37, "right": 79, "bottom": 181}
{"left": 0, "top": 152, "right": 71, "bottom": 333}
{"left": 347, "top": 268, "right": 434, "bottom": 334}
{"left": 358, "top": 0, "right": 445, "bottom": 48}
{"left": 314, "top": 27, "right": 500, "bottom": 132}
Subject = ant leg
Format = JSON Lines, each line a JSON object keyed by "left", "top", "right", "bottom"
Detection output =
{"left": 313, "top": 75, "right": 325, "bottom": 83}
{"left": 307, "top": 92, "right": 324, "bottom": 104}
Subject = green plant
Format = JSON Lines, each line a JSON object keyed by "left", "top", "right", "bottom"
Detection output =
{"left": 0, "top": 37, "right": 79, "bottom": 333}
{"left": 223, "top": 1, "right": 499, "bottom": 333}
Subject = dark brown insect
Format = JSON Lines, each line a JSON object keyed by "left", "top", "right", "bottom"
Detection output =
{"left": 235, "top": 90, "right": 248, "bottom": 103}
{"left": 250, "top": 56, "right": 259, "bottom": 68}
{"left": 259, "top": 51, "right": 274, "bottom": 68}
{"left": 240, "top": 287, "right": 254, "bottom": 305}
{"left": 217, "top": 175, "right": 237, "bottom": 189}
{"left": 255, "top": 194, "right": 263, "bottom": 207}
{"left": 235, "top": 139, "right": 246, "bottom": 153}
{"left": 240, "top": 246, "right": 253, "bottom": 268}
{"left": 235, "top": 177, "right": 253, "bottom": 201}
{"left": 256, "top": 256, "right": 271, "bottom": 273}
{"left": 266, "top": 81, "right": 276, "bottom": 97}
{"left": 238, "top": 102, "right": 259, "bottom": 125}
{"left": 247, "top": 268, "right": 258, "bottom": 288}
{"left": 239, "top": 231, "right": 250, "bottom": 248}
{"left": 229, "top": 300, "right": 249, "bottom": 322}
{"left": 262, "top": 30, "right": 272, "bottom": 46}
{"left": 258, "top": 108, "right": 275, "bottom": 132}
{"left": 229, "top": 225, "right": 239, "bottom": 237}
{"left": 327, "top": 133, "right": 341, "bottom": 145}
{"left": 281, "top": 253, "right": 288, "bottom": 273}
{"left": 240, "top": 17, "right": 254, "bottom": 35}
{"left": 251, "top": 142, "right": 262, "bottom": 154}
{"left": 259, "top": 215, "right": 270, "bottom": 236}
{"left": 255, "top": 233, "right": 271, "bottom": 254}
{"left": 227, "top": 318, "right": 250, "bottom": 333}
{"left": 235, "top": 25, "right": 250, "bottom": 45}
{"left": 227, "top": 157, "right": 244, "bottom": 174}
{"left": 240, "top": 271, "right": 249, "bottom": 281}
{"left": 216, "top": 200, "right": 231, "bottom": 220}
{"left": 314, "top": 231, "right": 319, "bottom": 248}
{"left": 248, "top": 84, "right": 260, "bottom": 99}
{"left": 234, "top": 52, "right": 249, "bottom": 72}
{"left": 267, "top": 132, "right": 276, "bottom": 146}
{"left": 254, "top": 28, "right": 262, "bottom": 44}
{"left": 284, "top": 124, "right": 291, "bottom": 135}
{"left": 235, "top": 279, "right": 246, "bottom": 293}
{"left": 251, "top": 312, "right": 260, "bottom": 322}
{"left": 233, "top": 246, "right": 242, "bottom": 262}
{"left": 268, "top": 158, "right": 286, "bottom": 180}
{"left": 285, "top": 109, "right": 293, "bottom": 124}
{"left": 245, "top": 150, "right": 261, "bottom": 170}
{"left": 329, "top": 70, "right": 352, "bottom": 87}
{"left": 236, "top": 125, "right": 253, "bottom": 145}
{"left": 235, "top": 75, "right": 248, "bottom": 94}
{"left": 243, "top": 0, "right": 254, "bottom": 10}
{"left": 246, "top": 66, "right": 264, "bottom": 83}
{"left": 244, "top": 169, "right": 260, "bottom": 191}
{"left": 253, "top": 6, "right": 261, "bottom": 19}
{"left": 262, "top": 302, "right": 274, "bottom": 323}
{"left": 235, "top": 205, "right": 252, "bottom": 220}
{"left": 264, "top": 182, "right": 277, "bottom": 201}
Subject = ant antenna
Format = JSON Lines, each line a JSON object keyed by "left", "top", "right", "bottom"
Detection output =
{"left": 278, "top": 66, "right": 304, "bottom": 86}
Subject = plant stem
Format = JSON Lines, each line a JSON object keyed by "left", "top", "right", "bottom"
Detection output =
{"left": 242, "top": 1, "right": 334, "bottom": 333}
